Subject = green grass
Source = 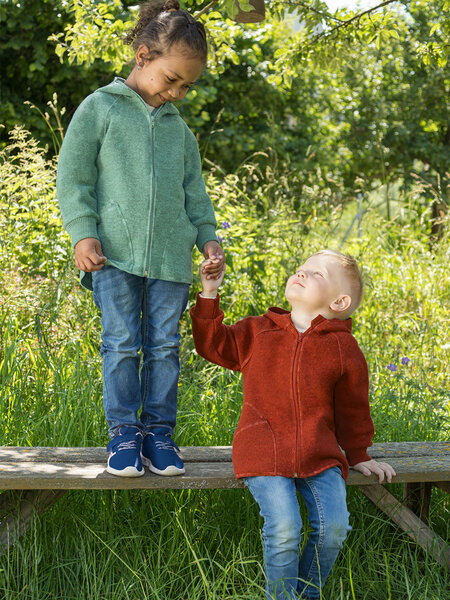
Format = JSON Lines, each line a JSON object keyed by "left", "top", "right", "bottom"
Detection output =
{"left": 0, "top": 139, "right": 449, "bottom": 598}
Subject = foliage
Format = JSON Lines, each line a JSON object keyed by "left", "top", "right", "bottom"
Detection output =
{"left": 0, "top": 0, "right": 123, "bottom": 150}
{"left": 0, "top": 128, "right": 448, "bottom": 598}
{"left": 319, "top": 0, "right": 450, "bottom": 188}
{"left": 51, "top": 0, "right": 450, "bottom": 73}
{"left": 50, "top": 0, "right": 136, "bottom": 70}
{"left": 1, "top": 0, "right": 448, "bottom": 209}
{"left": 46, "top": 0, "right": 450, "bottom": 197}
{"left": 0, "top": 126, "right": 71, "bottom": 279}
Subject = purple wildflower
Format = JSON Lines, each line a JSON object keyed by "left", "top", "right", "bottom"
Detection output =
{"left": 217, "top": 236, "right": 224, "bottom": 244}
{"left": 387, "top": 363, "right": 397, "bottom": 372}
{"left": 221, "top": 221, "right": 231, "bottom": 229}
{"left": 401, "top": 356, "right": 410, "bottom": 365}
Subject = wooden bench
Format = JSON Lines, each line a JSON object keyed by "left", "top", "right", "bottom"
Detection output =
{"left": 0, "top": 441, "right": 448, "bottom": 568}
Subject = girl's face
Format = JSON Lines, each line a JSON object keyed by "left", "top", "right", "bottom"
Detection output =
{"left": 127, "top": 44, "right": 205, "bottom": 107}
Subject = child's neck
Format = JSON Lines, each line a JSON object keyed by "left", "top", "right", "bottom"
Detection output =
{"left": 290, "top": 307, "right": 317, "bottom": 332}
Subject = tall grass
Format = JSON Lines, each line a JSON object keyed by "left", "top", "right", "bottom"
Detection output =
{"left": 0, "top": 130, "right": 448, "bottom": 598}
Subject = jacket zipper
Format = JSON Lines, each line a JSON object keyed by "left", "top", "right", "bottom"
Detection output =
{"left": 292, "top": 334, "right": 302, "bottom": 478}
{"left": 144, "top": 113, "right": 156, "bottom": 277}
{"left": 117, "top": 82, "right": 160, "bottom": 277}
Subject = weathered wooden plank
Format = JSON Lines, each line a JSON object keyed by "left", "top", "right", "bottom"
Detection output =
{"left": 0, "top": 446, "right": 233, "bottom": 464}
{"left": 0, "top": 457, "right": 448, "bottom": 490}
{"left": 0, "top": 443, "right": 447, "bottom": 568}
{"left": 0, "top": 441, "right": 447, "bottom": 466}
{"left": 0, "top": 441, "right": 448, "bottom": 465}
{"left": 360, "top": 485, "right": 450, "bottom": 570}
{"left": 0, "top": 462, "right": 244, "bottom": 490}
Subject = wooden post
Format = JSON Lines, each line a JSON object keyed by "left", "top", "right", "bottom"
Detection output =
{"left": 234, "top": 0, "right": 265, "bottom": 23}
{"left": 360, "top": 485, "right": 450, "bottom": 570}
{"left": 0, "top": 490, "right": 65, "bottom": 554}
{"left": 403, "top": 482, "right": 432, "bottom": 523}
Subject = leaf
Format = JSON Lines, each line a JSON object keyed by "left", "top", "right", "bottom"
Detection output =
{"left": 429, "top": 23, "right": 440, "bottom": 36}
{"left": 237, "top": 1, "right": 253, "bottom": 11}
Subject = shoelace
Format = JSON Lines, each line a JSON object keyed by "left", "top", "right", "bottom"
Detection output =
{"left": 115, "top": 440, "right": 138, "bottom": 452}
{"left": 153, "top": 439, "right": 179, "bottom": 453}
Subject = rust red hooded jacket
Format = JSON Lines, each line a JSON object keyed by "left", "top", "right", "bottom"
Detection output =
{"left": 190, "top": 294, "right": 374, "bottom": 480}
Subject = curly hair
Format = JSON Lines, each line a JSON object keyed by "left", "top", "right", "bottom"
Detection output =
{"left": 124, "top": 0, "right": 207, "bottom": 63}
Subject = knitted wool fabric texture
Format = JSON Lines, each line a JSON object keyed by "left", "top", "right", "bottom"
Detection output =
{"left": 57, "top": 79, "right": 217, "bottom": 290}
{"left": 191, "top": 294, "right": 374, "bottom": 480}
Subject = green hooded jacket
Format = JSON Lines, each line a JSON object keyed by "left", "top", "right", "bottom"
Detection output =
{"left": 56, "top": 78, "right": 218, "bottom": 290}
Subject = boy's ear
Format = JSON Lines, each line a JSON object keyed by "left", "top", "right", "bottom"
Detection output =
{"left": 329, "top": 294, "right": 351, "bottom": 314}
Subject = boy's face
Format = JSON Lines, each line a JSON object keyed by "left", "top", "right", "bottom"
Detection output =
{"left": 285, "top": 254, "right": 349, "bottom": 316}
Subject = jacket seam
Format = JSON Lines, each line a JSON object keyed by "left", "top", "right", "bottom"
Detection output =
{"left": 98, "top": 94, "right": 121, "bottom": 145}
{"left": 235, "top": 402, "right": 278, "bottom": 470}
{"left": 213, "top": 318, "right": 240, "bottom": 369}
{"left": 240, "top": 325, "right": 283, "bottom": 371}
{"left": 333, "top": 332, "right": 344, "bottom": 377}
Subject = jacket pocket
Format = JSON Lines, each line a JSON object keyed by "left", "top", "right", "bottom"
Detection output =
{"left": 233, "top": 413, "right": 277, "bottom": 474}
{"left": 161, "top": 210, "right": 198, "bottom": 280}
{"left": 97, "top": 200, "right": 134, "bottom": 264}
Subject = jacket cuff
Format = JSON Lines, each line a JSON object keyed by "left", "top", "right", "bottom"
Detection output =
{"left": 346, "top": 448, "right": 372, "bottom": 466}
{"left": 196, "top": 226, "right": 218, "bottom": 253}
{"left": 191, "top": 292, "right": 220, "bottom": 319}
{"left": 66, "top": 217, "right": 99, "bottom": 248}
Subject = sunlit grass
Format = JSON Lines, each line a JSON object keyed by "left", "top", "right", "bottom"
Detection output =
{"left": 0, "top": 150, "right": 449, "bottom": 598}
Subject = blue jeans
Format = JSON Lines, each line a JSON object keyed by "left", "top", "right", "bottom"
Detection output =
{"left": 244, "top": 467, "right": 351, "bottom": 600}
{"left": 92, "top": 265, "right": 189, "bottom": 438}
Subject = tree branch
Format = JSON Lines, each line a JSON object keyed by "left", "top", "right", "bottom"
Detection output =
{"left": 195, "top": 0, "right": 219, "bottom": 19}
{"left": 278, "top": 1, "right": 345, "bottom": 23}
{"left": 194, "top": 0, "right": 401, "bottom": 34}
{"left": 306, "top": 0, "right": 401, "bottom": 47}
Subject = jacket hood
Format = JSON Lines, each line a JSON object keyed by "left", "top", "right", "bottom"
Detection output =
{"left": 96, "top": 78, "right": 180, "bottom": 116}
{"left": 265, "top": 306, "right": 352, "bottom": 334}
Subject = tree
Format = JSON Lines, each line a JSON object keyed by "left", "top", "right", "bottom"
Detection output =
{"left": 0, "top": 0, "right": 128, "bottom": 151}
{"left": 2, "top": 0, "right": 448, "bottom": 223}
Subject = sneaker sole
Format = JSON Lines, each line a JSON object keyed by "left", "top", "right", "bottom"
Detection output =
{"left": 142, "top": 455, "right": 185, "bottom": 476}
{"left": 106, "top": 464, "right": 145, "bottom": 477}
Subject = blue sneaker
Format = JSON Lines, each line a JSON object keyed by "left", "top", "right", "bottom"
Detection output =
{"left": 141, "top": 428, "right": 185, "bottom": 476}
{"left": 106, "top": 427, "right": 145, "bottom": 477}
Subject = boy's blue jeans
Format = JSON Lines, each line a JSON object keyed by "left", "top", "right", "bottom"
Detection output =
{"left": 244, "top": 467, "right": 351, "bottom": 600}
{"left": 92, "top": 265, "right": 189, "bottom": 438}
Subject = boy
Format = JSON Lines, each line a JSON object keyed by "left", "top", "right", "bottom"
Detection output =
{"left": 190, "top": 250, "right": 395, "bottom": 600}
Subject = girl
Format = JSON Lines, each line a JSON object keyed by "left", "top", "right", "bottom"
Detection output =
{"left": 57, "top": 0, "right": 224, "bottom": 477}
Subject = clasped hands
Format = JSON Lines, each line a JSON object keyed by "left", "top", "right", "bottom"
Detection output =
{"left": 74, "top": 238, "right": 226, "bottom": 279}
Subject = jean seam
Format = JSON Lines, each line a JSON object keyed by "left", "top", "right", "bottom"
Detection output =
{"left": 302, "top": 477, "right": 325, "bottom": 585}
{"left": 140, "top": 279, "right": 149, "bottom": 427}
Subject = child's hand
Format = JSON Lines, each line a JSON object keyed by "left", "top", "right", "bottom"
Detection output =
{"left": 75, "top": 238, "right": 107, "bottom": 272}
{"left": 352, "top": 459, "right": 396, "bottom": 484}
{"left": 202, "top": 240, "right": 225, "bottom": 280}
{"left": 199, "top": 259, "right": 225, "bottom": 297}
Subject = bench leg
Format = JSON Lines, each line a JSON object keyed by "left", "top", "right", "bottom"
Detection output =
{"left": 358, "top": 484, "right": 450, "bottom": 570}
{"left": 433, "top": 481, "right": 450, "bottom": 494}
{"left": 403, "top": 482, "right": 432, "bottom": 523}
{"left": 0, "top": 490, "right": 66, "bottom": 554}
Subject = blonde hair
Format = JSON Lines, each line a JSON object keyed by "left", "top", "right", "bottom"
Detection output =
{"left": 312, "top": 249, "right": 364, "bottom": 315}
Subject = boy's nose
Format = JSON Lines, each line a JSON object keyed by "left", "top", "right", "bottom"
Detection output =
{"left": 297, "top": 270, "right": 306, "bottom": 279}
{"left": 168, "top": 88, "right": 179, "bottom": 98}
